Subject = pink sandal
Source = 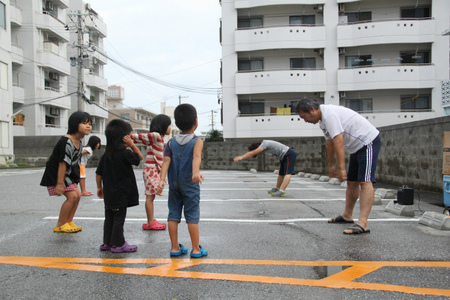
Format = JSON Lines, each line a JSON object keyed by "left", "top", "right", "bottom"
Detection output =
{"left": 142, "top": 219, "right": 166, "bottom": 230}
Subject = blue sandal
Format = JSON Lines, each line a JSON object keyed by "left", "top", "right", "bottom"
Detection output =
{"left": 170, "top": 244, "right": 188, "bottom": 257}
{"left": 190, "top": 245, "right": 208, "bottom": 258}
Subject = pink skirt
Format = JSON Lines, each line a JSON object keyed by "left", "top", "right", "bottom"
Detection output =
{"left": 47, "top": 183, "right": 78, "bottom": 196}
{"left": 143, "top": 166, "right": 163, "bottom": 196}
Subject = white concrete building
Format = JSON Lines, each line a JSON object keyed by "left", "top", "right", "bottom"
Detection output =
{"left": 11, "top": 0, "right": 71, "bottom": 137}
{"left": 67, "top": 1, "right": 108, "bottom": 136}
{"left": 0, "top": 0, "right": 14, "bottom": 164}
{"left": 220, "top": 0, "right": 450, "bottom": 139}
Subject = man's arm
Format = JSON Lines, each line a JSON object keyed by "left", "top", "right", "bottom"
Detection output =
{"left": 332, "top": 133, "right": 347, "bottom": 182}
{"left": 233, "top": 147, "right": 264, "bottom": 162}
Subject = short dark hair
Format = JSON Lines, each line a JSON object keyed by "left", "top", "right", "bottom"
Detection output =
{"left": 247, "top": 142, "right": 262, "bottom": 152}
{"left": 150, "top": 114, "right": 172, "bottom": 136}
{"left": 104, "top": 119, "right": 132, "bottom": 160}
{"left": 86, "top": 135, "right": 101, "bottom": 150}
{"left": 295, "top": 98, "right": 319, "bottom": 114}
{"left": 174, "top": 103, "right": 197, "bottom": 131}
{"left": 67, "top": 111, "right": 92, "bottom": 134}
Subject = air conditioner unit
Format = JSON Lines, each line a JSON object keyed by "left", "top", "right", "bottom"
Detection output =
{"left": 339, "top": 3, "right": 345, "bottom": 12}
{"left": 50, "top": 107, "right": 60, "bottom": 116}
{"left": 339, "top": 48, "right": 346, "bottom": 55}
{"left": 49, "top": 72, "right": 59, "bottom": 80}
{"left": 93, "top": 57, "right": 99, "bottom": 64}
{"left": 46, "top": 1, "right": 54, "bottom": 11}
{"left": 316, "top": 4, "right": 324, "bottom": 13}
{"left": 318, "top": 49, "right": 324, "bottom": 56}
{"left": 339, "top": 91, "right": 346, "bottom": 98}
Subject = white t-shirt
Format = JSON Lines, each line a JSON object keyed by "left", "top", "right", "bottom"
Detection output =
{"left": 319, "top": 105, "right": 379, "bottom": 154}
{"left": 80, "top": 146, "right": 93, "bottom": 166}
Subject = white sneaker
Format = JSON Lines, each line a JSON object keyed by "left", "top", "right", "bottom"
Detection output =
{"left": 268, "top": 188, "right": 279, "bottom": 194}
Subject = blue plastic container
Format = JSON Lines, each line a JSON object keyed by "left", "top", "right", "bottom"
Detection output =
{"left": 444, "top": 175, "right": 450, "bottom": 207}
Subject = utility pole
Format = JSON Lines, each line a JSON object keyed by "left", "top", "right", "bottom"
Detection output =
{"left": 178, "top": 95, "right": 188, "bottom": 105}
{"left": 211, "top": 109, "right": 214, "bottom": 131}
{"left": 76, "top": 10, "right": 84, "bottom": 111}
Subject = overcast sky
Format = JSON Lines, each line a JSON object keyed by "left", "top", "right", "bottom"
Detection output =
{"left": 85, "top": 0, "right": 222, "bottom": 134}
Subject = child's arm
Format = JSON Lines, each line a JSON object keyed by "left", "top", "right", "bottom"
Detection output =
{"left": 192, "top": 139, "right": 204, "bottom": 184}
{"left": 123, "top": 135, "right": 143, "bottom": 160}
{"left": 130, "top": 133, "right": 160, "bottom": 146}
{"left": 157, "top": 156, "right": 171, "bottom": 194}
{"left": 55, "top": 162, "right": 66, "bottom": 195}
{"left": 96, "top": 174, "right": 103, "bottom": 199}
{"left": 233, "top": 147, "right": 264, "bottom": 162}
{"left": 82, "top": 149, "right": 89, "bottom": 156}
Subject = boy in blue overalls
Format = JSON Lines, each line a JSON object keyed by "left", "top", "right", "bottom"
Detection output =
{"left": 157, "top": 104, "right": 207, "bottom": 258}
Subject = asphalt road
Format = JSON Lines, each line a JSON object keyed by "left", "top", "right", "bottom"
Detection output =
{"left": 0, "top": 167, "right": 449, "bottom": 300}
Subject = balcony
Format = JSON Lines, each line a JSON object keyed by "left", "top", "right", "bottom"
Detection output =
{"left": 337, "top": 19, "right": 435, "bottom": 47}
{"left": 35, "top": 11, "right": 70, "bottom": 42}
{"left": 37, "top": 50, "right": 70, "bottom": 75}
{"left": 86, "top": 15, "right": 107, "bottom": 38}
{"left": 235, "top": 114, "right": 322, "bottom": 138}
{"left": 337, "top": 64, "right": 435, "bottom": 91}
{"left": 90, "top": 46, "right": 108, "bottom": 65}
{"left": 235, "top": 0, "right": 324, "bottom": 9}
{"left": 12, "top": 84, "right": 24, "bottom": 104}
{"left": 85, "top": 72, "right": 108, "bottom": 92}
{"left": 235, "top": 69, "right": 326, "bottom": 94}
{"left": 235, "top": 25, "right": 326, "bottom": 51}
{"left": 53, "top": 0, "right": 69, "bottom": 9}
{"left": 11, "top": 44, "right": 23, "bottom": 65}
{"left": 10, "top": 3, "right": 23, "bottom": 26}
{"left": 36, "top": 88, "right": 71, "bottom": 108}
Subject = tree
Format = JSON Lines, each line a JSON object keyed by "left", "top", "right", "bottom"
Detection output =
{"left": 205, "top": 130, "right": 223, "bottom": 142}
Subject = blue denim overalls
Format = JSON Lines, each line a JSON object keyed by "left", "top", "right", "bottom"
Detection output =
{"left": 167, "top": 136, "right": 200, "bottom": 223}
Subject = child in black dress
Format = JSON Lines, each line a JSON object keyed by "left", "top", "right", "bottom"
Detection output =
{"left": 96, "top": 119, "right": 143, "bottom": 252}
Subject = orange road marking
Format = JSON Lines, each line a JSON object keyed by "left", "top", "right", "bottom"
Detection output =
{"left": 0, "top": 257, "right": 449, "bottom": 297}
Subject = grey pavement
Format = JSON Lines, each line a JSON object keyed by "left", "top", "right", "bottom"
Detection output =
{"left": 0, "top": 167, "right": 449, "bottom": 300}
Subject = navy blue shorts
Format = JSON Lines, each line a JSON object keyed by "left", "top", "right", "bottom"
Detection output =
{"left": 279, "top": 148, "right": 297, "bottom": 176}
{"left": 347, "top": 135, "right": 381, "bottom": 183}
{"left": 168, "top": 182, "right": 200, "bottom": 224}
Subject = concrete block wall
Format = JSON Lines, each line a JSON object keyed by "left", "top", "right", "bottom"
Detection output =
{"left": 13, "top": 115, "right": 450, "bottom": 192}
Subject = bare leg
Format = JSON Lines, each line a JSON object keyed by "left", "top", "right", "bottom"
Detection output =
{"left": 57, "top": 190, "right": 81, "bottom": 227}
{"left": 343, "top": 182, "right": 374, "bottom": 233}
{"left": 280, "top": 174, "right": 291, "bottom": 191}
{"left": 79, "top": 178, "right": 87, "bottom": 194}
{"left": 168, "top": 220, "right": 180, "bottom": 253}
{"left": 329, "top": 181, "right": 359, "bottom": 223}
{"left": 145, "top": 194, "right": 155, "bottom": 225}
{"left": 188, "top": 223, "right": 200, "bottom": 254}
{"left": 276, "top": 175, "right": 284, "bottom": 189}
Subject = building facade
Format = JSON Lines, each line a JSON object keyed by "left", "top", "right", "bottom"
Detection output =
{"left": 220, "top": 0, "right": 450, "bottom": 139}
{"left": 0, "top": 0, "right": 14, "bottom": 164}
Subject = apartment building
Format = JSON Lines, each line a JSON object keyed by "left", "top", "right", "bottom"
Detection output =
{"left": 67, "top": 1, "right": 108, "bottom": 136}
{"left": 0, "top": 0, "right": 13, "bottom": 164}
{"left": 7, "top": 0, "right": 107, "bottom": 139}
{"left": 220, "top": 0, "right": 450, "bottom": 139}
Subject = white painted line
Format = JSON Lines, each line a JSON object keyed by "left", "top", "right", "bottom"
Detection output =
{"left": 43, "top": 216, "right": 420, "bottom": 223}
{"left": 91, "top": 198, "right": 347, "bottom": 202}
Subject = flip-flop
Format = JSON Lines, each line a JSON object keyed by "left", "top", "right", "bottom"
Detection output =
{"left": 170, "top": 244, "right": 188, "bottom": 257}
{"left": 81, "top": 192, "right": 93, "bottom": 196}
{"left": 328, "top": 215, "right": 354, "bottom": 224}
{"left": 190, "top": 245, "right": 208, "bottom": 258}
{"left": 343, "top": 224, "right": 370, "bottom": 234}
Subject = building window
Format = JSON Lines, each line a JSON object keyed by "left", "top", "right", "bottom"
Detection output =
{"left": 0, "top": 121, "right": 9, "bottom": 148}
{"left": 400, "top": 51, "right": 430, "bottom": 64}
{"left": 290, "top": 15, "right": 315, "bottom": 25}
{"left": 0, "top": 2, "right": 5, "bottom": 30}
{"left": 401, "top": 6, "right": 430, "bottom": 19}
{"left": 345, "top": 12, "right": 372, "bottom": 23}
{"left": 346, "top": 98, "right": 373, "bottom": 113}
{"left": 346, "top": 55, "right": 372, "bottom": 68}
{"left": 238, "top": 58, "right": 263, "bottom": 72}
{"left": 401, "top": 94, "right": 431, "bottom": 111}
{"left": 0, "top": 61, "right": 7, "bottom": 90}
{"left": 290, "top": 58, "right": 316, "bottom": 69}
{"left": 238, "top": 101, "right": 264, "bottom": 115}
{"left": 238, "top": 16, "right": 263, "bottom": 29}
{"left": 120, "top": 113, "right": 130, "bottom": 121}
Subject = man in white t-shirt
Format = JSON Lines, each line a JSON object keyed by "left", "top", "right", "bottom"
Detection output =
{"left": 296, "top": 98, "right": 381, "bottom": 234}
